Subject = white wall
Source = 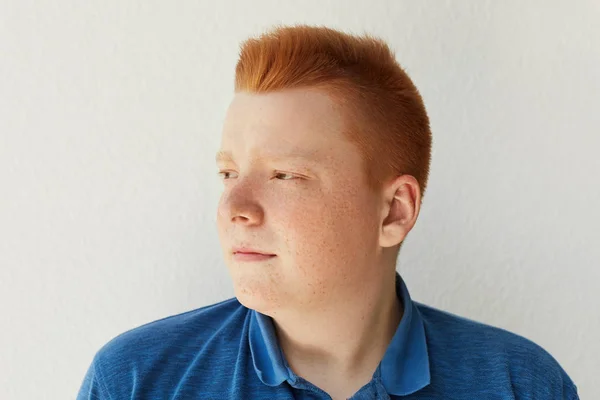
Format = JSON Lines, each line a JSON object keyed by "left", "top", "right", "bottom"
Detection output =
{"left": 1, "top": 1, "right": 598, "bottom": 398}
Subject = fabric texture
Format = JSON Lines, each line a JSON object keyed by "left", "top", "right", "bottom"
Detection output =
{"left": 77, "top": 273, "right": 579, "bottom": 399}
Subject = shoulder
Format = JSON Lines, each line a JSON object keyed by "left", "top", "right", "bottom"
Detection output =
{"left": 80, "top": 297, "right": 249, "bottom": 397}
{"left": 415, "top": 302, "right": 579, "bottom": 399}
{"left": 96, "top": 297, "right": 246, "bottom": 359}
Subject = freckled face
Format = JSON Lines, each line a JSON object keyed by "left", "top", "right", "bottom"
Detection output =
{"left": 216, "top": 89, "right": 382, "bottom": 316}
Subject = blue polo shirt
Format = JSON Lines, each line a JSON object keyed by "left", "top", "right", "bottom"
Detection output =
{"left": 77, "top": 273, "right": 579, "bottom": 399}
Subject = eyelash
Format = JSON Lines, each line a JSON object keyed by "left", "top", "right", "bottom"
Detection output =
{"left": 217, "top": 171, "right": 300, "bottom": 181}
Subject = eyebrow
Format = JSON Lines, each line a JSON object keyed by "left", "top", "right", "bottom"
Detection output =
{"left": 215, "top": 150, "right": 320, "bottom": 164}
{"left": 215, "top": 151, "right": 233, "bottom": 163}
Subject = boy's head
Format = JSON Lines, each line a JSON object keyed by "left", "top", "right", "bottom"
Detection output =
{"left": 216, "top": 25, "right": 432, "bottom": 315}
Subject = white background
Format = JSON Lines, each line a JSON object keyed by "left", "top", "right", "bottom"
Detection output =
{"left": 1, "top": 1, "right": 598, "bottom": 398}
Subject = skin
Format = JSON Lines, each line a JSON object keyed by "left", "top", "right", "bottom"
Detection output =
{"left": 216, "top": 88, "right": 421, "bottom": 400}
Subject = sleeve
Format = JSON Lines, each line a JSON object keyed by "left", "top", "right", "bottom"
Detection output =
{"left": 76, "top": 357, "right": 112, "bottom": 400}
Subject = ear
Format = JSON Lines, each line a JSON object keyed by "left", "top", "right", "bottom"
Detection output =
{"left": 379, "top": 174, "right": 422, "bottom": 248}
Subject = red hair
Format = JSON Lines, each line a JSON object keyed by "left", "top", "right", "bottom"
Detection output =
{"left": 234, "top": 24, "right": 432, "bottom": 199}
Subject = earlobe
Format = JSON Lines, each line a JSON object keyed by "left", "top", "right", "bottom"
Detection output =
{"left": 378, "top": 175, "right": 421, "bottom": 248}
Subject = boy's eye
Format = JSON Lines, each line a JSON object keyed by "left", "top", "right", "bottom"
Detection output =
{"left": 217, "top": 171, "right": 237, "bottom": 179}
{"left": 217, "top": 171, "right": 299, "bottom": 180}
{"left": 274, "top": 172, "right": 296, "bottom": 180}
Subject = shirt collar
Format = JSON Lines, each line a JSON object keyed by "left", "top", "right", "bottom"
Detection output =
{"left": 248, "top": 272, "right": 431, "bottom": 396}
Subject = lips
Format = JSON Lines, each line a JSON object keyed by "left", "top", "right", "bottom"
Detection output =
{"left": 232, "top": 247, "right": 276, "bottom": 262}
{"left": 233, "top": 253, "right": 276, "bottom": 262}
{"left": 232, "top": 247, "right": 275, "bottom": 256}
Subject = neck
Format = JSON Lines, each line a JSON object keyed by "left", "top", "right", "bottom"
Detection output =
{"left": 272, "top": 270, "right": 403, "bottom": 394}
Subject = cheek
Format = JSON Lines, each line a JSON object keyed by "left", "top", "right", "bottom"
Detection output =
{"left": 276, "top": 186, "right": 377, "bottom": 263}
{"left": 270, "top": 195, "right": 318, "bottom": 242}
{"left": 268, "top": 190, "right": 332, "bottom": 260}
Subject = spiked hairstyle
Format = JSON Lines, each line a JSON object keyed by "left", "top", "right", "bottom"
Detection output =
{"left": 234, "top": 24, "right": 432, "bottom": 200}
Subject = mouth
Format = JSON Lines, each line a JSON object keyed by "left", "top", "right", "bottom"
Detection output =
{"left": 232, "top": 252, "right": 277, "bottom": 262}
{"left": 232, "top": 246, "right": 275, "bottom": 256}
{"left": 232, "top": 245, "right": 276, "bottom": 261}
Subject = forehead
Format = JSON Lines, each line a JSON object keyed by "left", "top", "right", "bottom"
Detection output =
{"left": 219, "top": 89, "right": 351, "bottom": 161}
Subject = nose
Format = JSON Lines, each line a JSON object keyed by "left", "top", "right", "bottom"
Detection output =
{"left": 217, "top": 186, "right": 264, "bottom": 226}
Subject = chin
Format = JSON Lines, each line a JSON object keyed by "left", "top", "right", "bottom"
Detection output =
{"left": 232, "top": 278, "right": 281, "bottom": 315}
